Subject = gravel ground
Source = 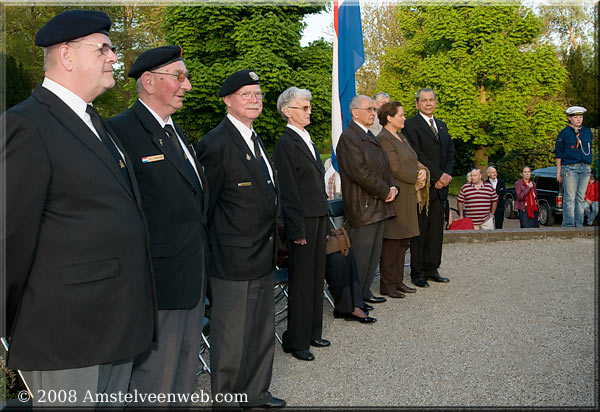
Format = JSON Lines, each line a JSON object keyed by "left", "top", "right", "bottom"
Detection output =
{"left": 195, "top": 237, "right": 597, "bottom": 408}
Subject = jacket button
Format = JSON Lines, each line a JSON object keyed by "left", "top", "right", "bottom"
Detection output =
{"left": 269, "top": 236, "right": 273, "bottom": 241}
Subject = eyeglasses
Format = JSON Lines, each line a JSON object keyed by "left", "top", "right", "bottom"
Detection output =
{"left": 235, "top": 91, "right": 265, "bottom": 100}
{"left": 151, "top": 71, "right": 192, "bottom": 83}
{"left": 70, "top": 41, "right": 116, "bottom": 56}
{"left": 288, "top": 105, "right": 311, "bottom": 112}
{"left": 356, "top": 106, "right": 376, "bottom": 112}
{"left": 419, "top": 98, "right": 436, "bottom": 103}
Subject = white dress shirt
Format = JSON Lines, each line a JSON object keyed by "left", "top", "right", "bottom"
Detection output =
{"left": 227, "top": 113, "right": 274, "bottom": 183}
{"left": 287, "top": 124, "right": 317, "bottom": 160}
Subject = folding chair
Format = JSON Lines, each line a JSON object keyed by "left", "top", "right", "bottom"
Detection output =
{"left": 273, "top": 266, "right": 289, "bottom": 345}
{"left": 197, "top": 298, "right": 211, "bottom": 375}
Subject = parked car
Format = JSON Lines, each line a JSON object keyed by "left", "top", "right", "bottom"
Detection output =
{"left": 504, "top": 166, "right": 563, "bottom": 226}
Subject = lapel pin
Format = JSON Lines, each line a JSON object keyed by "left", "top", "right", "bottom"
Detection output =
{"left": 158, "top": 138, "right": 164, "bottom": 146}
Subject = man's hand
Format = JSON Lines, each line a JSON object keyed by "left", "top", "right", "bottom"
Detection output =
{"left": 294, "top": 238, "right": 307, "bottom": 245}
{"left": 434, "top": 181, "right": 444, "bottom": 190}
{"left": 385, "top": 186, "right": 398, "bottom": 202}
{"left": 439, "top": 173, "right": 452, "bottom": 186}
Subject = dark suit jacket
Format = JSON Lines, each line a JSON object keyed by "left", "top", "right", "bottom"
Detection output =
{"left": 403, "top": 114, "right": 455, "bottom": 201}
{"left": 3, "top": 86, "right": 157, "bottom": 370}
{"left": 336, "top": 120, "right": 396, "bottom": 227}
{"left": 107, "top": 100, "right": 208, "bottom": 309}
{"left": 196, "top": 117, "right": 278, "bottom": 281}
{"left": 273, "top": 127, "right": 328, "bottom": 241}
{"left": 486, "top": 178, "right": 506, "bottom": 209}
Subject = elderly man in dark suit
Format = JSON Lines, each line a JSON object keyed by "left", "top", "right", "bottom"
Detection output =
{"left": 486, "top": 166, "right": 506, "bottom": 229}
{"left": 273, "top": 86, "right": 330, "bottom": 362}
{"left": 195, "top": 70, "right": 285, "bottom": 409}
{"left": 336, "top": 95, "right": 398, "bottom": 307}
{"left": 107, "top": 45, "right": 207, "bottom": 405}
{"left": 403, "top": 88, "right": 455, "bottom": 288}
{"left": 2, "top": 10, "right": 156, "bottom": 407}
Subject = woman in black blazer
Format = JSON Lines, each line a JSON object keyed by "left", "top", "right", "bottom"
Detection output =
{"left": 273, "top": 87, "right": 330, "bottom": 362}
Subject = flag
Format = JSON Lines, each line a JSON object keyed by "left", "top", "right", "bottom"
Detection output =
{"left": 331, "top": 0, "right": 365, "bottom": 172}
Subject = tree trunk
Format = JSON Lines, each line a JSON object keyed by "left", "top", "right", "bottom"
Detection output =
{"left": 474, "top": 146, "right": 489, "bottom": 179}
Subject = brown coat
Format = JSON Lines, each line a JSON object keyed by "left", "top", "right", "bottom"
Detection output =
{"left": 336, "top": 120, "right": 396, "bottom": 227}
{"left": 377, "top": 128, "right": 420, "bottom": 239}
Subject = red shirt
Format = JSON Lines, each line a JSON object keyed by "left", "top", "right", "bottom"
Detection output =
{"left": 585, "top": 180, "right": 599, "bottom": 202}
{"left": 457, "top": 182, "right": 498, "bottom": 224}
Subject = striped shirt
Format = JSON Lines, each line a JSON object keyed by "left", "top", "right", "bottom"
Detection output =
{"left": 457, "top": 182, "right": 498, "bottom": 224}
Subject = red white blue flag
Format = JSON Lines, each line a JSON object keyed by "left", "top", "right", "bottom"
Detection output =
{"left": 331, "top": 0, "right": 365, "bottom": 172}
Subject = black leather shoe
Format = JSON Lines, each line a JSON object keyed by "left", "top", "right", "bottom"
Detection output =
{"left": 362, "top": 303, "right": 374, "bottom": 311}
{"left": 255, "top": 397, "right": 286, "bottom": 409}
{"left": 345, "top": 313, "right": 377, "bottom": 323}
{"left": 427, "top": 272, "right": 449, "bottom": 283}
{"left": 364, "top": 296, "right": 387, "bottom": 304}
{"left": 291, "top": 349, "right": 314, "bottom": 361}
{"left": 333, "top": 309, "right": 345, "bottom": 318}
{"left": 311, "top": 338, "right": 331, "bottom": 347}
{"left": 412, "top": 278, "right": 430, "bottom": 287}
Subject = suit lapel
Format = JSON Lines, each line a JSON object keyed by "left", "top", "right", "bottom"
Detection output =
{"left": 287, "top": 128, "right": 323, "bottom": 173}
{"left": 416, "top": 115, "right": 441, "bottom": 145}
{"left": 34, "top": 86, "right": 134, "bottom": 197}
{"left": 224, "top": 118, "right": 275, "bottom": 204}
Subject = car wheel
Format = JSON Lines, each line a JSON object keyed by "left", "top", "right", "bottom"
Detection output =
{"left": 504, "top": 196, "right": 517, "bottom": 219}
{"left": 539, "top": 201, "right": 554, "bottom": 226}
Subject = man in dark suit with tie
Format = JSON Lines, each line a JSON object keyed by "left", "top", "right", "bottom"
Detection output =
{"left": 195, "top": 70, "right": 285, "bottom": 409}
{"left": 2, "top": 10, "right": 157, "bottom": 407}
{"left": 106, "top": 45, "right": 207, "bottom": 405}
{"left": 273, "top": 87, "right": 330, "bottom": 362}
{"left": 403, "top": 88, "right": 455, "bottom": 287}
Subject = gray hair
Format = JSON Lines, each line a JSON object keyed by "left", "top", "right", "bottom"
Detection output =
{"left": 373, "top": 92, "right": 390, "bottom": 102}
{"left": 415, "top": 88, "right": 436, "bottom": 102}
{"left": 486, "top": 166, "right": 497, "bottom": 175}
{"left": 349, "top": 95, "right": 373, "bottom": 110}
{"left": 277, "top": 87, "right": 312, "bottom": 120}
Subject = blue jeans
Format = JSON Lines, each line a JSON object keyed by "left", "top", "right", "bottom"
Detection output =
{"left": 561, "top": 163, "right": 591, "bottom": 227}
{"left": 584, "top": 201, "right": 599, "bottom": 225}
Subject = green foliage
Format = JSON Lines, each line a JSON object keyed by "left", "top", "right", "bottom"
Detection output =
{"left": 4, "top": 53, "right": 33, "bottom": 109}
{"left": 162, "top": 4, "right": 330, "bottom": 153}
{"left": 378, "top": 5, "right": 568, "bottom": 173}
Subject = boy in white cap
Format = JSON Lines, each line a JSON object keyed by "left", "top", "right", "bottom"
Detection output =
{"left": 554, "top": 106, "right": 593, "bottom": 227}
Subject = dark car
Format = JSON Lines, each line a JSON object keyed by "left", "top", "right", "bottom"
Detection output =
{"left": 504, "top": 166, "right": 563, "bottom": 226}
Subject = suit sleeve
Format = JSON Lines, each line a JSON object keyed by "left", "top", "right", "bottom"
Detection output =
{"left": 273, "top": 137, "right": 306, "bottom": 241}
{"left": 337, "top": 133, "right": 391, "bottom": 200}
{"left": 403, "top": 120, "right": 444, "bottom": 182}
{"left": 196, "top": 137, "right": 223, "bottom": 222}
{"left": 3, "top": 111, "right": 51, "bottom": 336}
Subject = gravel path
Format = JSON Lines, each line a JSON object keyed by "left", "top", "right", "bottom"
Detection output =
{"left": 195, "top": 237, "right": 597, "bottom": 408}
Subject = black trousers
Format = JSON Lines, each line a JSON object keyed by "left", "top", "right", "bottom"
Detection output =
{"left": 410, "top": 196, "right": 444, "bottom": 279}
{"left": 325, "top": 249, "right": 363, "bottom": 314}
{"left": 282, "top": 215, "right": 327, "bottom": 351}
{"left": 495, "top": 206, "right": 505, "bottom": 229}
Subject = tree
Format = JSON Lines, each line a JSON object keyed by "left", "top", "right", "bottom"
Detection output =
{"left": 378, "top": 5, "right": 568, "bottom": 173}
{"left": 161, "top": 4, "right": 331, "bottom": 152}
{"left": 4, "top": 53, "right": 33, "bottom": 109}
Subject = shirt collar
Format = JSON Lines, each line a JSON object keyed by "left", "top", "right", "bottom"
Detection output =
{"left": 42, "top": 77, "right": 89, "bottom": 120}
{"left": 353, "top": 120, "right": 369, "bottom": 134}
{"left": 227, "top": 113, "right": 254, "bottom": 141}
{"left": 139, "top": 98, "right": 173, "bottom": 129}
{"left": 287, "top": 124, "right": 311, "bottom": 142}
{"left": 419, "top": 112, "right": 435, "bottom": 123}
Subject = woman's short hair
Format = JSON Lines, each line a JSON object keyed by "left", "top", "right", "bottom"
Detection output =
{"left": 276, "top": 86, "right": 312, "bottom": 120}
{"left": 377, "top": 100, "right": 402, "bottom": 126}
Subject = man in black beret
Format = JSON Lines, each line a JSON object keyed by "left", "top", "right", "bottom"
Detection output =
{"left": 196, "top": 71, "right": 285, "bottom": 409}
{"left": 2, "top": 9, "right": 157, "bottom": 407}
{"left": 107, "top": 46, "right": 208, "bottom": 406}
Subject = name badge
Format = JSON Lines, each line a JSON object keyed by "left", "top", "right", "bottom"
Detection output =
{"left": 237, "top": 182, "right": 252, "bottom": 187}
{"left": 141, "top": 154, "right": 165, "bottom": 163}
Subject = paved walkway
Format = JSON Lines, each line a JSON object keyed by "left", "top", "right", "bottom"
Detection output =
{"left": 194, "top": 232, "right": 597, "bottom": 408}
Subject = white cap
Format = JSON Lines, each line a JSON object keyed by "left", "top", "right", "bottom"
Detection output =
{"left": 565, "top": 106, "right": 587, "bottom": 116}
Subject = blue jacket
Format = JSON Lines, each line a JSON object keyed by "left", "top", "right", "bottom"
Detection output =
{"left": 554, "top": 125, "right": 593, "bottom": 165}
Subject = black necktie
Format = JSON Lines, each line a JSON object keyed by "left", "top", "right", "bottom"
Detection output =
{"left": 251, "top": 132, "right": 276, "bottom": 197}
{"left": 367, "top": 130, "right": 377, "bottom": 140}
{"left": 429, "top": 118, "right": 440, "bottom": 141}
{"left": 164, "top": 125, "right": 203, "bottom": 196}
{"left": 86, "top": 105, "right": 132, "bottom": 191}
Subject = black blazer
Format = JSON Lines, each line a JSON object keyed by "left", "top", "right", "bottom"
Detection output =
{"left": 3, "top": 86, "right": 157, "bottom": 370}
{"left": 403, "top": 114, "right": 455, "bottom": 201}
{"left": 486, "top": 178, "right": 506, "bottom": 209}
{"left": 108, "top": 100, "right": 208, "bottom": 309}
{"left": 273, "top": 127, "right": 328, "bottom": 241}
{"left": 196, "top": 117, "right": 278, "bottom": 281}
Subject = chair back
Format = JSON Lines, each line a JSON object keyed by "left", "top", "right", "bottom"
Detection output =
{"left": 328, "top": 198, "right": 345, "bottom": 228}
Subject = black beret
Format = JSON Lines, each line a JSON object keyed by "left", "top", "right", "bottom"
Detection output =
{"left": 35, "top": 10, "right": 111, "bottom": 47}
{"left": 218, "top": 70, "right": 260, "bottom": 97}
{"left": 127, "top": 45, "right": 183, "bottom": 79}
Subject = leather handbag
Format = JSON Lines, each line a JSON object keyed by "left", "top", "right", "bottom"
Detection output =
{"left": 326, "top": 227, "right": 351, "bottom": 256}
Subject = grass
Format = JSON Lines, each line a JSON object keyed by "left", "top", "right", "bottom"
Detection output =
{"left": 448, "top": 175, "right": 467, "bottom": 196}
